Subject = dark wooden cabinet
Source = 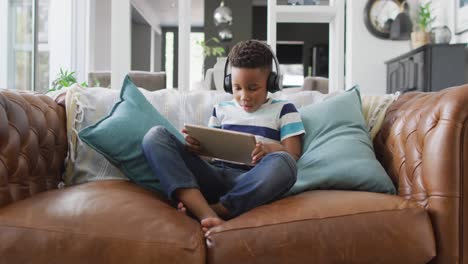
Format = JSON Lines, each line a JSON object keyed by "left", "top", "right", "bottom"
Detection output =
{"left": 385, "top": 44, "right": 466, "bottom": 94}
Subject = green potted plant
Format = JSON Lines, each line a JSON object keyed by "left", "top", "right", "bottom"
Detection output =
{"left": 197, "top": 37, "right": 227, "bottom": 90}
{"left": 197, "top": 37, "right": 226, "bottom": 58}
{"left": 411, "top": 1, "right": 435, "bottom": 49}
{"left": 48, "top": 68, "right": 88, "bottom": 92}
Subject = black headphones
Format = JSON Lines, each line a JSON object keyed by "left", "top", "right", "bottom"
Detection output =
{"left": 223, "top": 40, "right": 282, "bottom": 94}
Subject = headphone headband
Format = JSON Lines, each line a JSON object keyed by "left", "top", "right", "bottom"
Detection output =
{"left": 223, "top": 40, "right": 282, "bottom": 94}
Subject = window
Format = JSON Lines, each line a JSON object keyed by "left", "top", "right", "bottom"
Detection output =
{"left": 36, "top": 0, "right": 49, "bottom": 93}
{"left": 280, "top": 64, "right": 304, "bottom": 87}
{"left": 7, "top": 0, "right": 49, "bottom": 92}
{"left": 163, "top": 29, "right": 205, "bottom": 89}
{"left": 9, "top": 0, "right": 33, "bottom": 91}
{"left": 267, "top": 0, "right": 344, "bottom": 92}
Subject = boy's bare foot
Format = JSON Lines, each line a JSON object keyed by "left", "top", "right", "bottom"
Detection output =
{"left": 201, "top": 217, "right": 224, "bottom": 236}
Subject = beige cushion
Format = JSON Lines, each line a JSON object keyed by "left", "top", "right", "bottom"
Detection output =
{"left": 88, "top": 71, "right": 166, "bottom": 91}
{"left": 88, "top": 71, "right": 111, "bottom": 88}
{"left": 362, "top": 94, "right": 399, "bottom": 139}
{"left": 302, "top": 76, "right": 329, "bottom": 93}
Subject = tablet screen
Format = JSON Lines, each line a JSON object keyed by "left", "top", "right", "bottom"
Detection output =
{"left": 184, "top": 124, "right": 256, "bottom": 166}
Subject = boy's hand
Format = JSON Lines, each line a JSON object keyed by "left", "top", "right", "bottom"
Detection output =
{"left": 182, "top": 128, "right": 202, "bottom": 154}
{"left": 251, "top": 142, "right": 269, "bottom": 164}
{"left": 251, "top": 142, "right": 288, "bottom": 164}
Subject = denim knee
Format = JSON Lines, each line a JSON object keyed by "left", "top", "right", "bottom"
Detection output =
{"left": 219, "top": 151, "right": 298, "bottom": 217}
{"left": 263, "top": 151, "right": 297, "bottom": 185}
{"left": 142, "top": 126, "right": 171, "bottom": 150}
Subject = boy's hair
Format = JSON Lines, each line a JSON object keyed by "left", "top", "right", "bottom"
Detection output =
{"left": 228, "top": 40, "right": 273, "bottom": 71}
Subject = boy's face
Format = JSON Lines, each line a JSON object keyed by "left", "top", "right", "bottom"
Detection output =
{"left": 231, "top": 67, "right": 269, "bottom": 113}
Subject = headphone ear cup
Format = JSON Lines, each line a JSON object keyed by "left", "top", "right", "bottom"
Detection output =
{"left": 224, "top": 74, "right": 232, "bottom": 94}
{"left": 267, "top": 72, "right": 280, "bottom": 93}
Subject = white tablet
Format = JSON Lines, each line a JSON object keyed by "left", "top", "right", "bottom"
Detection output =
{"left": 184, "top": 124, "right": 256, "bottom": 166}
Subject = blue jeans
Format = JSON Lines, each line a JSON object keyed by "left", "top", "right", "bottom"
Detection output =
{"left": 141, "top": 126, "right": 297, "bottom": 218}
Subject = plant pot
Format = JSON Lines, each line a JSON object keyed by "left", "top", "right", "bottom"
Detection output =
{"left": 430, "top": 26, "right": 452, "bottom": 44}
{"left": 411, "top": 31, "right": 430, "bottom": 49}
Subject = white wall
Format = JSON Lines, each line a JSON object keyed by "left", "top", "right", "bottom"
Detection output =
{"left": 345, "top": 0, "right": 467, "bottom": 95}
{"left": 49, "top": 0, "right": 90, "bottom": 85}
{"left": 346, "top": 0, "right": 411, "bottom": 95}
{"left": 131, "top": 0, "right": 162, "bottom": 34}
{"left": 111, "top": 0, "right": 131, "bottom": 89}
{"left": 457, "top": 31, "right": 468, "bottom": 43}
{"left": 89, "top": 0, "right": 111, "bottom": 71}
{"left": 72, "top": 0, "right": 90, "bottom": 83}
{"left": 458, "top": 31, "right": 468, "bottom": 43}
{"left": 439, "top": 0, "right": 468, "bottom": 43}
{"left": 0, "top": 0, "right": 8, "bottom": 89}
{"left": 49, "top": 0, "right": 73, "bottom": 84}
{"left": 90, "top": 0, "right": 162, "bottom": 73}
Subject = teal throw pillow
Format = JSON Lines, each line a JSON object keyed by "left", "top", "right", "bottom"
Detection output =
{"left": 286, "top": 87, "right": 396, "bottom": 195}
{"left": 79, "top": 76, "right": 184, "bottom": 192}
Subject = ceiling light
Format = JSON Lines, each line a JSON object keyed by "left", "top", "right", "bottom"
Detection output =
{"left": 213, "top": 1, "right": 232, "bottom": 26}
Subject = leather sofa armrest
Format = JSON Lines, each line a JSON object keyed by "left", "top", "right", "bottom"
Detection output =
{"left": 374, "top": 84, "right": 468, "bottom": 264}
{"left": 0, "top": 90, "right": 67, "bottom": 208}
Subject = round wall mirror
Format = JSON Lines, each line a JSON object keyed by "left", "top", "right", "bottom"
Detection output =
{"left": 364, "top": 0, "right": 402, "bottom": 39}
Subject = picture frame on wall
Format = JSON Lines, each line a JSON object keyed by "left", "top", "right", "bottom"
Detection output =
{"left": 456, "top": 0, "right": 468, "bottom": 34}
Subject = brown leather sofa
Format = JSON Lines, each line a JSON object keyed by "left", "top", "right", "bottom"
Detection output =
{"left": 0, "top": 85, "right": 467, "bottom": 264}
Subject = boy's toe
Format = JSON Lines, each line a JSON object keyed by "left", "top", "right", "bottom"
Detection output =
{"left": 176, "top": 202, "right": 187, "bottom": 214}
{"left": 201, "top": 217, "right": 224, "bottom": 229}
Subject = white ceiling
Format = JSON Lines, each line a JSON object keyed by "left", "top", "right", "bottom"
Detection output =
{"left": 141, "top": 0, "right": 272, "bottom": 27}
{"left": 138, "top": 0, "right": 328, "bottom": 28}
{"left": 146, "top": 0, "right": 205, "bottom": 27}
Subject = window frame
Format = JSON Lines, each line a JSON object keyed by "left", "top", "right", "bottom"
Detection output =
{"left": 8, "top": 0, "right": 34, "bottom": 90}
{"left": 162, "top": 26, "right": 204, "bottom": 89}
{"left": 7, "top": 0, "right": 49, "bottom": 92}
{"left": 267, "top": 0, "right": 345, "bottom": 92}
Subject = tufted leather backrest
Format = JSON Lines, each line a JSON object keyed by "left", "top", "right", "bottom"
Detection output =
{"left": 0, "top": 90, "right": 67, "bottom": 208}
{"left": 374, "top": 84, "right": 468, "bottom": 264}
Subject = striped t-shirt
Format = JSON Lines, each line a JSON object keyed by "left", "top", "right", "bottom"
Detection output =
{"left": 208, "top": 98, "right": 305, "bottom": 144}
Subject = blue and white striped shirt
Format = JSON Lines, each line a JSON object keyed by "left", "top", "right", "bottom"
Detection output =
{"left": 208, "top": 98, "right": 305, "bottom": 143}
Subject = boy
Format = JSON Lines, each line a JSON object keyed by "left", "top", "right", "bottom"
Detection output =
{"left": 142, "top": 40, "right": 305, "bottom": 235}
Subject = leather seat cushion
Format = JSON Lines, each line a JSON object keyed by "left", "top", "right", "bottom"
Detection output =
{"left": 207, "top": 190, "right": 436, "bottom": 264}
{"left": 0, "top": 180, "right": 205, "bottom": 264}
